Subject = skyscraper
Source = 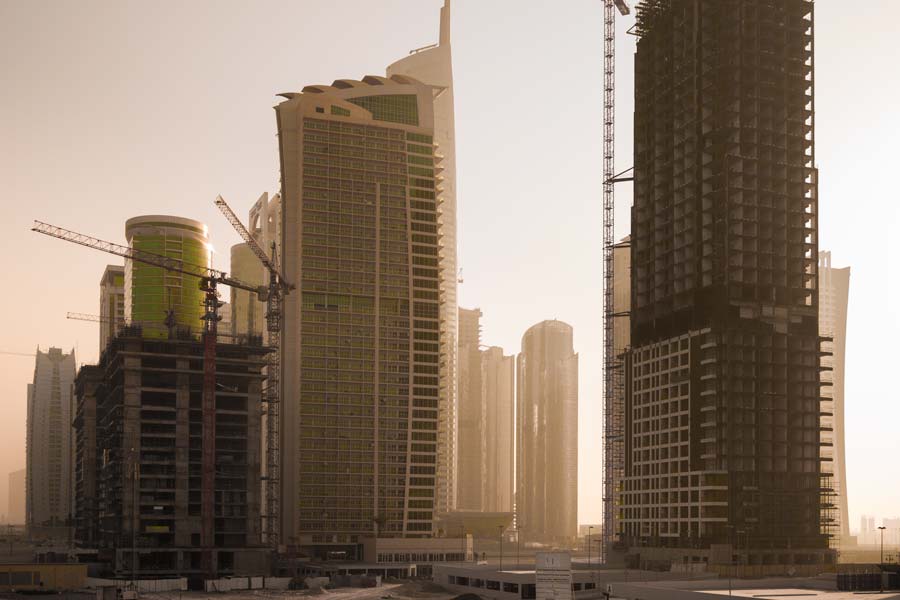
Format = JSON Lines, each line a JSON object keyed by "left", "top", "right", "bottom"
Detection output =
{"left": 124, "top": 215, "right": 211, "bottom": 339}
{"left": 276, "top": 74, "right": 444, "bottom": 550}
{"left": 387, "top": 0, "right": 459, "bottom": 516}
{"left": 457, "top": 308, "right": 483, "bottom": 511}
{"left": 26, "top": 347, "right": 75, "bottom": 538}
{"left": 604, "top": 237, "right": 630, "bottom": 557}
{"left": 7, "top": 469, "right": 25, "bottom": 525}
{"left": 621, "top": 0, "right": 831, "bottom": 566}
{"left": 230, "top": 192, "right": 281, "bottom": 341}
{"left": 481, "top": 345, "right": 514, "bottom": 514}
{"left": 818, "top": 251, "right": 850, "bottom": 544}
{"left": 457, "top": 307, "right": 515, "bottom": 514}
{"left": 517, "top": 320, "right": 578, "bottom": 544}
{"left": 99, "top": 265, "right": 125, "bottom": 351}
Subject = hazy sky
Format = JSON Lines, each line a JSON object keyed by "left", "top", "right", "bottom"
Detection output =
{"left": 2, "top": 1, "right": 898, "bottom": 531}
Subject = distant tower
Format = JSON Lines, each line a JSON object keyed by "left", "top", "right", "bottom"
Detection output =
{"left": 387, "top": 0, "right": 459, "bottom": 516}
{"left": 230, "top": 192, "right": 281, "bottom": 340}
{"left": 481, "top": 345, "right": 515, "bottom": 513}
{"left": 819, "top": 251, "right": 850, "bottom": 544}
{"left": 457, "top": 308, "right": 483, "bottom": 510}
{"left": 124, "top": 215, "right": 211, "bottom": 339}
{"left": 7, "top": 469, "right": 26, "bottom": 525}
{"left": 26, "top": 347, "right": 76, "bottom": 538}
{"left": 98, "top": 265, "right": 125, "bottom": 350}
{"left": 517, "top": 320, "right": 578, "bottom": 543}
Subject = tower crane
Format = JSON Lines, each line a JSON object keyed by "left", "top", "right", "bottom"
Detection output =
{"left": 214, "top": 195, "right": 293, "bottom": 548}
{"left": 32, "top": 220, "right": 265, "bottom": 577}
{"left": 602, "top": 0, "right": 631, "bottom": 566}
{"left": 66, "top": 311, "right": 245, "bottom": 340}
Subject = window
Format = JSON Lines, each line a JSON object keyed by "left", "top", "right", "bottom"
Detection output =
{"left": 346, "top": 95, "right": 419, "bottom": 125}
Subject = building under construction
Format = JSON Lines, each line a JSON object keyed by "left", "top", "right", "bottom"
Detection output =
{"left": 618, "top": 0, "right": 834, "bottom": 568}
{"left": 73, "top": 326, "right": 270, "bottom": 578}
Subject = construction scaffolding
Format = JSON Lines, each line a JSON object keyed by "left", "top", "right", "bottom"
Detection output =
{"left": 33, "top": 219, "right": 267, "bottom": 577}
{"left": 215, "top": 196, "right": 292, "bottom": 549}
{"left": 601, "top": 0, "right": 631, "bottom": 565}
{"left": 619, "top": 0, "right": 833, "bottom": 565}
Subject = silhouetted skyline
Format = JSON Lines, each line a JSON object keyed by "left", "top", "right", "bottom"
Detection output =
{"left": 1, "top": 0, "right": 898, "bottom": 530}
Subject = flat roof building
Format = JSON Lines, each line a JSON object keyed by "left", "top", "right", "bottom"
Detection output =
{"left": 457, "top": 309, "right": 515, "bottom": 515}
{"left": 457, "top": 308, "right": 483, "bottom": 511}
{"left": 7, "top": 469, "right": 25, "bottom": 526}
{"left": 99, "top": 265, "right": 125, "bottom": 351}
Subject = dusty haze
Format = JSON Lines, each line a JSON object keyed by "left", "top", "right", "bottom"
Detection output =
{"left": 1, "top": 0, "right": 898, "bottom": 529}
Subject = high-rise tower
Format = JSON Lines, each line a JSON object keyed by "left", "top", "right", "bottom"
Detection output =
{"left": 622, "top": 0, "right": 831, "bottom": 566}
{"left": 99, "top": 265, "right": 125, "bottom": 350}
{"left": 517, "top": 320, "right": 578, "bottom": 544}
{"left": 276, "top": 74, "right": 444, "bottom": 550}
{"left": 818, "top": 251, "right": 850, "bottom": 545}
{"left": 457, "top": 308, "right": 483, "bottom": 510}
{"left": 230, "top": 192, "right": 281, "bottom": 341}
{"left": 8, "top": 469, "right": 26, "bottom": 525}
{"left": 26, "top": 347, "right": 76, "bottom": 538}
{"left": 457, "top": 308, "right": 515, "bottom": 515}
{"left": 481, "top": 345, "right": 515, "bottom": 514}
{"left": 387, "top": 0, "right": 459, "bottom": 516}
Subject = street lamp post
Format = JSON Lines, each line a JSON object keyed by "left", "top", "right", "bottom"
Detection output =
{"left": 498, "top": 525, "right": 504, "bottom": 572}
{"left": 588, "top": 526, "right": 593, "bottom": 569}
{"left": 879, "top": 526, "right": 886, "bottom": 593}
{"left": 460, "top": 526, "right": 466, "bottom": 562}
{"left": 516, "top": 529, "right": 521, "bottom": 569}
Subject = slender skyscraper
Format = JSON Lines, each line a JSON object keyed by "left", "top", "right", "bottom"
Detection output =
{"left": 8, "top": 469, "right": 25, "bottom": 525}
{"left": 276, "top": 74, "right": 444, "bottom": 550}
{"left": 26, "top": 347, "right": 76, "bottom": 538}
{"left": 387, "top": 0, "right": 459, "bottom": 516}
{"left": 481, "top": 346, "right": 514, "bottom": 514}
{"left": 517, "top": 320, "right": 578, "bottom": 544}
{"left": 457, "top": 308, "right": 483, "bottom": 510}
{"left": 99, "top": 265, "right": 124, "bottom": 351}
{"left": 622, "top": 0, "right": 831, "bottom": 567}
{"left": 818, "top": 251, "right": 850, "bottom": 544}
{"left": 230, "top": 192, "right": 281, "bottom": 340}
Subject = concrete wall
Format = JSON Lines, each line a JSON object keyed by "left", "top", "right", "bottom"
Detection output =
{"left": 0, "top": 564, "right": 86, "bottom": 591}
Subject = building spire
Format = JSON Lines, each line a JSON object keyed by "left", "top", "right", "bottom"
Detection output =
{"left": 439, "top": 0, "right": 450, "bottom": 47}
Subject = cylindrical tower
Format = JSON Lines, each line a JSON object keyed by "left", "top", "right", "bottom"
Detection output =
{"left": 124, "top": 215, "right": 210, "bottom": 339}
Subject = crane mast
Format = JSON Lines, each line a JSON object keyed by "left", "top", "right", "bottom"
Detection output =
{"left": 215, "top": 195, "right": 291, "bottom": 548}
{"left": 602, "top": 0, "right": 630, "bottom": 566}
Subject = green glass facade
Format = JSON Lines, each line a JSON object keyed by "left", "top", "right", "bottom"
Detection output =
{"left": 345, "top": 94, "right": 419, "bottom": 126}
{"left": 124, "top": 216, "right": 210, "bottom": 340}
